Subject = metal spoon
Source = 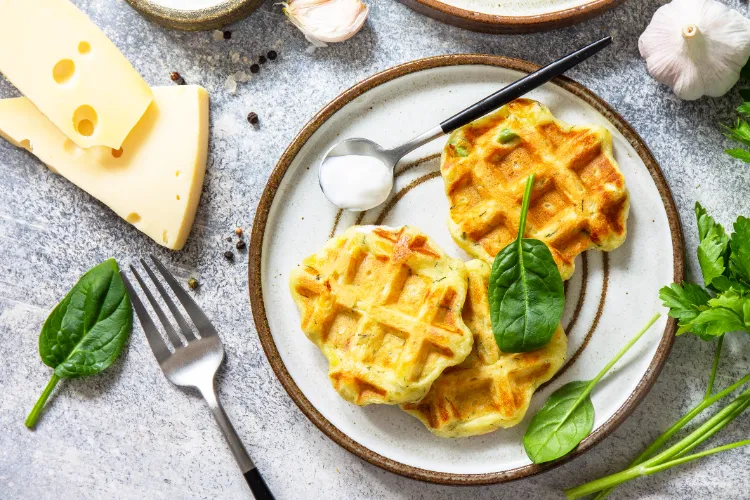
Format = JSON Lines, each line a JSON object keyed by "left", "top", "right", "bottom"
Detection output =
{"left": 318, "top": 36, "right": 613, "bottom": 211}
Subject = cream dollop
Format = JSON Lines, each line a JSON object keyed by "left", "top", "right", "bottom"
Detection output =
{"left": 638, "top": 0, "right": 750, "bottom": 100}
{"left": 283, "top": 0, "right": 369, "bottom": 45}
{"left": 319, "top": 154, "right": 392, "bottom": 211}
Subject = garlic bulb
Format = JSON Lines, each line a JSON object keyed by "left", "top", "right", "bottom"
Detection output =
{"left": 638, "top": 0, "right": 750, "bottom": 100}
{"left": 283, "top": 0, "right": 369, "bottom": 45}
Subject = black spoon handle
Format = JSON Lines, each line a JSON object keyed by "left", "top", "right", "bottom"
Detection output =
{"left": 439, "top": 36, "right": 612, "bottom": 134}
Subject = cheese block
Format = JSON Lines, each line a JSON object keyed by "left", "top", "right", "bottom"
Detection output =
{"left": 0, "top": 0, "right": 153, "bottom": 149}
{"left": 0, "top": 86, "right": 209, "bottom": 250}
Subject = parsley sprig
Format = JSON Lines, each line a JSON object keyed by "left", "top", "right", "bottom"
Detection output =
{"left": 564, "top": 202, "right": 750, "bottom": 499}
{"left": 724, "top": 61, "right": 750, "bottom": 163}
{"left": 660, "top": 203, "right": 750, "bottom": 338}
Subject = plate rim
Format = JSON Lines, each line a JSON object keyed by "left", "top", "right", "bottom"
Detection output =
{"left": 125, "top": 0, "right": 263, "bottom": 31}
{"left": 397, "top": 0, "right": 627, "bottom": 34}
{"left": 249, "top": 54, "right": 684, "bottom": 485}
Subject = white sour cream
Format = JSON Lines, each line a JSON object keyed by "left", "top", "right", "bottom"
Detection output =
{"left": 319, "top": 155, "right": 393, "bottom": 211}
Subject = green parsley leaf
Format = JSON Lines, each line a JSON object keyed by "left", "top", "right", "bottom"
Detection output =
{"left": 724, "top": 119, "right": 750, "bottom": 148}
{"left": 729, "top": 217, "right": 750, "bottom": 282}
{"left": 659, "top": 282, "right": 710, "bottom": 324}
{"left": 691, "top": 307, "right": 745, "bottom": 336}
{"left": 726, "top": 148, "right": 750, "bottom": 163}
{"left": 695, "top": 203, "right": 730, "bottom": 287}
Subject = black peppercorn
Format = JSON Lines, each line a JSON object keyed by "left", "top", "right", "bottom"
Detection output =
{"left": 236, "top": 240, "right": 246, "bottom": 250}
{"left": 267, "top": 50, "right": 277, "bottom": 60}
{"left": 226, "top": 236, "right": 232, "bottom": 242}
{"left": 250, "top": 63, "right": 260, "bottom": 74}
{"left": 170, "top": 71, "right": 185, "bottom": 85}
{"left": 224, "top": 251, "right": 234, "bottom": 261}
{"left": 259, "top": 55, "right": 267, "bottom": 65}
{"left": 247, "top": 112, "right": 259, "bottom": 125}
{"left": 223, "top": 31, "right": 232, "bottom": 40}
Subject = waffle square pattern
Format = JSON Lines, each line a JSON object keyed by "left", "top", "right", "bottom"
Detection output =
{"left": 402, "top": 260, "right": 567, "bottom": 438}
{"left": 289, "top": 225, "right": 474, "bottom": 406}
{"left": 441, "top": 98, "right": 629, "bottom": 280}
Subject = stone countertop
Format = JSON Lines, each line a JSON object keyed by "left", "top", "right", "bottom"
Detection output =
{"left": 2, "top": 0, "right": 750, "bottom": 498}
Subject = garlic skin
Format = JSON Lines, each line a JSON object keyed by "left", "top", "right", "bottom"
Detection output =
{"left": 283, "top": 0, "right": 369, "bottom": 45}
{"left": 638, "top": 0, "right": 750, "bottom": 100}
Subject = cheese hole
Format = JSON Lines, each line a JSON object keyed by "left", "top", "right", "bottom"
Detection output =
{"left": 78, "top": 41, "right": 91, "bottom": 54}
{"left": 162, "top": 230, "right": 169, "bottom": 244}
{"left": 19, "top": 139, "right": 32, "bottom": 151}
{"left": 53, "top": 59, "right": 75, "bottom": 84}
{"left": 73, "top": 105, "right": 98, "bottom": 137}
{"left": 175, "top": 195, "right": 181, "bottom": 200}
{"left": 111, "top": 147, "right": 123, "bottom": 158}
{"left": 63, "top": 139, "right": 80, "bottom": 154}
{"left": 126, "top": 213, "right": 141, "bottom": 224}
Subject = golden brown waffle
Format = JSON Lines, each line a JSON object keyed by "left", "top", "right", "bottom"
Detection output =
{"left": 441, "top": 98, "right": 629, "bottom": 280}
{"left": 401, "top": 260, "right": 567, "bottom": 438}
{"left": 289, "top": 225, "right": 474, "bottom": 406}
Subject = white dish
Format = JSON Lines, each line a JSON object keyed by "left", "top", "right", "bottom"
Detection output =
{"left": 249, "top": 55, "right": 683, "bottom": 483}
{"left": 439, "top": 0, "right": 593, "bottom": 16}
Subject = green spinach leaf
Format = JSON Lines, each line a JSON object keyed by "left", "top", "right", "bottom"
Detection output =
{"left": 523, "top": 314, "right": 660, "bottom": 464}
{"left": 25, "top": 258, "right": 132, "bottom": 428}
{"left": 488, "top": 174, "right": 564, "bottom": 353}
{"left": 524, "top": 381, "right": 594, "bottom": 463}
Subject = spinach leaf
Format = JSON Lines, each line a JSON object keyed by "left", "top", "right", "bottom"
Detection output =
{"left": 25, "top": 259, "right": 132, "bottom": 428}
{"left": 523, "top": 381, "right": 594, "bottom": 463}
{"left": 523, "top": 314, "right": 660, "bottom": 464}
{"left": 489, "top": 174, "right": 564, "bottom": 353}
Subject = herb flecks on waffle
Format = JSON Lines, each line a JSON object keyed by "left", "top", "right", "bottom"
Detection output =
{"left": 441, "top": 98, "right": 629, "bottom": 280}
{"left": 401, "top": 260, "right": 567, "bottom": 437}
{"left": 289, "top": 225, "right": 473, "bottom": 406}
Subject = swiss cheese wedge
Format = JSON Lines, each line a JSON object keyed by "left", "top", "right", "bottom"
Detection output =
{"left": 0, "top": 0, "right": 153, "bottom": 149}
{"left": 0, "top": 86, "right": 209, "bottom": 250}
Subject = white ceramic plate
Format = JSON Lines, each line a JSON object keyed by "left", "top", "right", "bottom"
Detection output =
{"left": 249, "top": 55, "right": 683, "bottom": 484}
{"left": 397, "top": 0, "right": 625, "bottom": 34}
{"left": 440, "top": 0, "right": 596, "bottom": 17}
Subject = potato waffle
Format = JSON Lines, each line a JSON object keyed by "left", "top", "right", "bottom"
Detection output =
{"left": 441, "top": 98, "right": 629, "bottom": 280}
{"left": 289, "top": 225, "right": 474, "bottom": 406}
{"left": 401, "top": 260, "right": 567, "bottom": 438}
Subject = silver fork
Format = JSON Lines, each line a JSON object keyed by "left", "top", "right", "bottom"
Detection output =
{"left": 121, "top": 255, "right": 273, "bottom": 500}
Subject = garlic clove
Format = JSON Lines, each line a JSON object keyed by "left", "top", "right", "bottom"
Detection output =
{"left": 638, "top": 0, "right": 750, "bottom": 100}
{"left": 283, "top": 0, "right": 369, "bottom": 45}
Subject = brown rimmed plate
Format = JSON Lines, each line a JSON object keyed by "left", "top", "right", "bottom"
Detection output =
{"left": 398, "top": 0, "right": 626, "bottom": 34}
{"left": 249, "top": 54, "right": 683, "bottom": 484}
{"left": 125, "top": 0, "right": 262, "bottom": 31}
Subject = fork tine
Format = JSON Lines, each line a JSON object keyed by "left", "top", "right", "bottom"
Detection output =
{"left": 139, "top": 258, "right": 197, "bottom": 341}
{"left": 130, "top": 264, "right": 185, "bottom": 348}
{"left": 121, "top": 271, "right": 171, "bottom": 363}
{"left": 149, "top": 255, "right": 218, "bottom": 337}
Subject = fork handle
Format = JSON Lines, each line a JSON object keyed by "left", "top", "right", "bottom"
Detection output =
{"left": 199, "top": 384, "right": 275, "bottom": 500}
